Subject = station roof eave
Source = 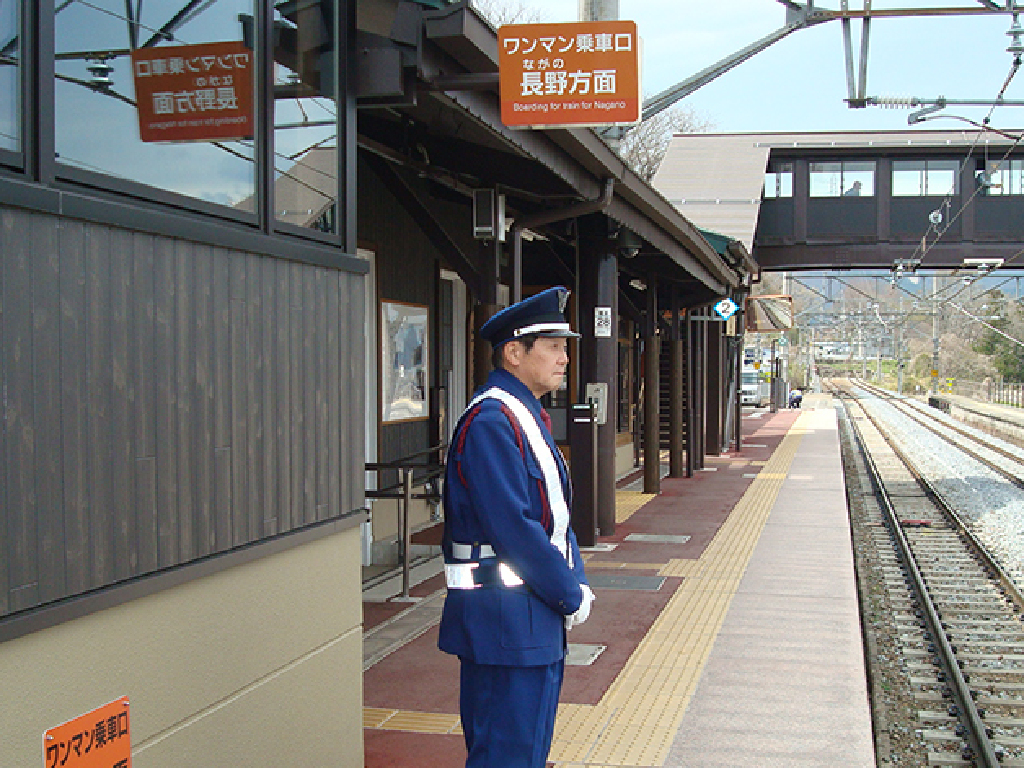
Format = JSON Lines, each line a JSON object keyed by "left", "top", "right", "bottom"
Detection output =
{"left": 421, "top": 3, "right": 743, "bottom": 296}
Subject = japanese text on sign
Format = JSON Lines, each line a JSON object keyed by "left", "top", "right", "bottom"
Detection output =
{"left": 498, "top": 21, "right": 641, "bottom": 129}
{"left": 43, "top": 696, "right": 131, "bottom": 768}
{"left": 132, "top": 41, "right": 253, "bottom": 143}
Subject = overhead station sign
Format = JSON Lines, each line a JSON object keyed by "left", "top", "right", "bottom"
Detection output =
{"left": 498, "top": 21, "right": 641, "bottom": 129}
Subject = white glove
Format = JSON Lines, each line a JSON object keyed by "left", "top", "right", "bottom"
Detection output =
{"left": 565, "top": 584, "right": 595, "bottom": 630}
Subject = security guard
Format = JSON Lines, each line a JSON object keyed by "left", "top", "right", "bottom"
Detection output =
{"left": 439, "top": 286, "right": 593, "bottom": 768}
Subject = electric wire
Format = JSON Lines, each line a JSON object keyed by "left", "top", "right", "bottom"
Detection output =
{"left": 905, "top": 52, "right": 1023, "bottom": 272}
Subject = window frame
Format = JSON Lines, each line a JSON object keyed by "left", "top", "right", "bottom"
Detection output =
{"left": 891, "top": 158, "right": 960, "bottom": 197}
{"left": 0, "top": 0, "right": 27, "bottom": 171}
{"left": 13, "top": 0, "right": 353, "bottom": 249}
{"left": 763, "top": 161, "right": 793, "bottom": 199}
{"left": 981, "top": 157, "right": 1024, "bottom": 196}
{"left": 808, "top": 160, "right": 876, "bottom": 198}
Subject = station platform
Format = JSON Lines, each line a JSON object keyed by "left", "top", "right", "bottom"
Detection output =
{"left": 362, "top": 394, "right": 876, "bottom": 767}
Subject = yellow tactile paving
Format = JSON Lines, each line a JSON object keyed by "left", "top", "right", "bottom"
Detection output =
{"left": 363, "top": 707, "right": 395, "bottom": 728}
{"left": 548, "top": 417, "right": 806, "bottom": 766}
{"left": 614, "top": 491, "right": 656, "bottom": 523}
{"left": 364, "top": 707, "right": 461, "bottom": 734}
{"left": 363, "top": 417, "right": 809, "bottom": 767}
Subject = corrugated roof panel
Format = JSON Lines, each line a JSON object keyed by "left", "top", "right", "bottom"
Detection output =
{"left": 652, "top": 135, "right": 770, "bottom": 253}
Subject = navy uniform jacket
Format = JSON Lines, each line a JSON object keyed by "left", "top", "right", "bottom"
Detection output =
{"left": 438, "top": 369, "right": 588, "bottom": 667}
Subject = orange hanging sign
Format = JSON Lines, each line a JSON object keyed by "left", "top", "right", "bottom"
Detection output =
{"left": 42, "top": 696, "right": 131, "bottom": 768}
{"left": 498, "top": 20, "right": 641, "bottom": 129}
{"left": 131, "top": 40, "right": 254, "bottom": 143}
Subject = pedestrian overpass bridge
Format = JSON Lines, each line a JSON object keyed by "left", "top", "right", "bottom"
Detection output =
{"left": 655, "top": 129, "right": 1024, "bottom": 276}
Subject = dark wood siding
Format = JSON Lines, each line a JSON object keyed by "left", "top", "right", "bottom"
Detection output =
{"left": 0, "top": 206, "right": 365, "bottom": 619}
{"left": 359, "top": 154, "right": 444, "bottom": 477}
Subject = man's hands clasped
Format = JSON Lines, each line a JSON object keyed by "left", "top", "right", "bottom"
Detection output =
{"left": 565, "top": 584, "right": 595, "bottom": 630}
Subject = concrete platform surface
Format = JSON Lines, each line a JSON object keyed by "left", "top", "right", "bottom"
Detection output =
{"left": 363, "top": 397, "right": 876, "bottom": 767}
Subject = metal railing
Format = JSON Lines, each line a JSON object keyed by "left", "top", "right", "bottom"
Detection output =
{"left": 365, "top": 444, "right": 446, "bottom": 600}
{"left": 949, "top": 378, "right": 1024, "bottom": 409}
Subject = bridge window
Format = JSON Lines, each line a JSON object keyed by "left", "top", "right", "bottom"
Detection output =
{"left": 892, "top": 159, "right": 959, "bottom": 196}
{"left": 763, "top": 162, "right": 793, "bottom": 198}
{"left": 979, "top": 158, "right": 1024, "bottom": 195}
{"left": 809, "top": 161, "right": 874, "bottom": 197}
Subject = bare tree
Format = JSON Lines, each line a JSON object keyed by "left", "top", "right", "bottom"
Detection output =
{"left": 617, "top": 103, "right": 715, "bottom": 182}
{"left": 472, "top": 0, "right": 546, "bottom": 26}
{"left": 471, "top": 1, "right": 714, "bottom": 181}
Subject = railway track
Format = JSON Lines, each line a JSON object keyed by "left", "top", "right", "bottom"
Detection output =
{"left": 832, "top": 380, "right": 1024, "bottom": 766}
{"left": 850, "top": 380, "right": 1024, "bottom": 490}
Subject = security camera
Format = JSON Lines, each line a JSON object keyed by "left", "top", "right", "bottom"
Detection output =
{"left": 928, "top": 209, "right": 943, "bottom": 226}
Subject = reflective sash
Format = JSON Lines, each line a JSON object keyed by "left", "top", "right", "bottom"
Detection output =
{"left": 463, "top": 386, "right": 571, "bottom": 562}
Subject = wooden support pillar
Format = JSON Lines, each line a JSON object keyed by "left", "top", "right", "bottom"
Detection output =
{"left": 472, "top": 238, "right": 502, "bottom": 390}
{"left": 705, "top": 321, "right": 723, "bottom": 456}
{"left": 684, "top": 310, "right": 696, "bottom": 478}
{"left": 733, "top": 316, "right": 745, "bottom": 454}
{"left": 577, "top": 217, "right": 618, "bottom": 536}
{"left": 669, "top": 287, "right": 685, "bottom": 478}
{"left": 643, "top": 274, "right": 660, "bottom": 494}
{"left": 688, "top": 309, "right": 706, "bottom": 472}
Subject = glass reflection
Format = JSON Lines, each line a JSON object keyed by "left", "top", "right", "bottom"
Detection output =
{"left": 54, "top": 0, "right": 255, "bottom": 211}
{"left": 1, "top": 0, "right": 19, "bottom": 152}
{"left": 273, "top": 0, "right": 337, "bottom": 232}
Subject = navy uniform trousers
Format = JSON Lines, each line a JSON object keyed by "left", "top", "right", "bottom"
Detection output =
{"left": 460, "top": 659, "right": 564, "bottom": 767}
{"left": 438, "top": 369, "right": 588, "bottom": 768}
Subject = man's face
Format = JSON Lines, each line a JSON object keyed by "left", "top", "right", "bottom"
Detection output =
{"left": 505, "top": 336, "right": 569, "bottom": 398}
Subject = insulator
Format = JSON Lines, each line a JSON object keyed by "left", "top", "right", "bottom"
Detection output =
{"left": 874, "top": 96, "right": 917, "bottom": 109}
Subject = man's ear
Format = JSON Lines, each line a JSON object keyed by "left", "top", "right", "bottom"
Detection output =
{"left": 502, "top": 340, "right": 522, "bottom": 369}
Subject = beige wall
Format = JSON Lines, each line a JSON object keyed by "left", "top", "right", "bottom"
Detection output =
{"left": 1, "top": 528, "right": 364, "bottom": 767}
{"left": 370, "top": 497, "right": 435, "bottom": 543}
{"left": 616, "top": 440, "right": 636, "bottom": 478}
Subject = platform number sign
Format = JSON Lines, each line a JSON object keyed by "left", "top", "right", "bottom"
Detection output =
{"left": 713, "top": 298, "right": 738, "bottom": 320}
{"left": 594, "top": 306, "right": 612, "bottom": 337}
{"left": 43, "top": 696, "right": 131, "bottom": 768}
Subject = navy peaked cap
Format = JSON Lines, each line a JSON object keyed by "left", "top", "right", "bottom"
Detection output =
{"left": 479, "top": 287, "right": 581, "bottom": 348}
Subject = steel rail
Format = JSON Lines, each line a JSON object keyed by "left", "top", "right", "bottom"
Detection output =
{"left": 845, "top": 381, "right": 1024, "bottom": 615}
{"left": 854, "top": 379, "right": 1024, "bottom": 490}
{"left": 835, "top": 386, "right": 1002, "bottom": 767}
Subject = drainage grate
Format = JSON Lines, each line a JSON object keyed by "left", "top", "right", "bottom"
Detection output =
{"left": 586, "top": 572, "right": 666, "bottom": 591}
{"left": 565, "top": 643, "right": 607, "bottom": 666}
{"left": 624, "top": 533, "right": 691, "bottom": 545}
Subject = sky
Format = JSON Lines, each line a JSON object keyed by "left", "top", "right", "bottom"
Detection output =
{"left": 532, "top": 0, "right": 1024, "bottom": 135}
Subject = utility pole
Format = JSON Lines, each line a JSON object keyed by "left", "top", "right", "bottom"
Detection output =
{"left": 579, "top": 0, "right": 618, "bottom": 21}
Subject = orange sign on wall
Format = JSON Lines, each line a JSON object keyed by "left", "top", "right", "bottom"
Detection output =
{"left": 43, "top": 696, "right": 131, "bottom": 768}
{"left": 131, "top": 41, "right": 253, "bottom": 143}
{"left": 498, "top": 21, "right": 641, "bottom": 129}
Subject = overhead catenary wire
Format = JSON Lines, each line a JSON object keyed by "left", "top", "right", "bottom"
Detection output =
{"left": 904, "top": 49, "right": 1024, "bottom": 270}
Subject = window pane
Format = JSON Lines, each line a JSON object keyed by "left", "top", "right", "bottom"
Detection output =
{"left": 763, "top": 170, "right": 792, "bottom": 199}
{"left": 925, "top": 160, "right": 958, "bottom": 196}
{"left": 0, "top": 0, "right": 19, "bottom": 152}
{"left": 273, "top": 0, "right": 338, "bottom": 232}
{"left": 1012, "top": 159, "right": 1024, "bottom": 196}
{"left": 809, "top": 162, "right": 842, "bottom": 197}
{"left": 892, "top": 161, "right": 924, "bottom": 196}
{"left": 55, "top": 0, "right": 256, "bottom": 211}
{"left": 925, "top": 167, "right": 956, "bottom": 196}
{"left": 893, "top": 170, "right": 923, "bottom": 196}
{"left": 843, "top": 162, "right": 874, "bottom": 196}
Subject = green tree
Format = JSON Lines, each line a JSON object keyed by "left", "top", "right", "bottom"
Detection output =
{"left": 974, "top": 295, "right": 1024, "bottom": 381}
